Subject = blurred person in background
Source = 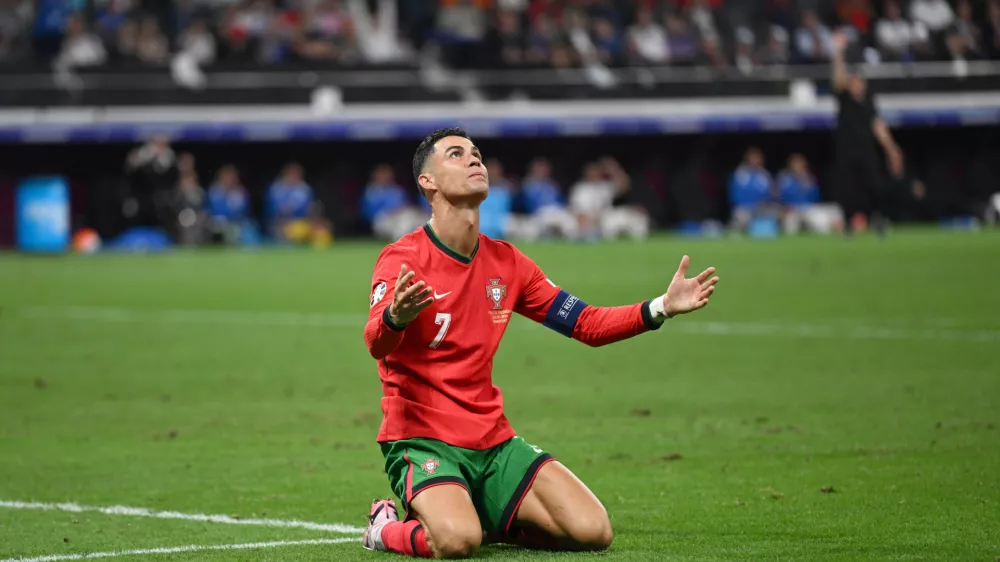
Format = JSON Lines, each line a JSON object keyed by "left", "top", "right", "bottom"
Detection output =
{"left": 512, "top": 157, "right": 578, "bottom": 241}
{"left": 778, "top": 153, "right": 844, "bottom": 235}
{"left": 135, "top": 15, "right": 169, "bottom": 64}
{"left": 831, "top": 32, "right": 904, "bottom": 236}
{"left": 795, "top": 10, "right": 833, "bottom": 62}
{"left": 178, "top": 19, "right": 216, "bottom": 65}
{"left": 484, "top": 8, "right": 526, "bottom": 66}
{"left": 265, "top": 162, "right": 332, "bottom": 248}
{"left": 362, "top": 164, "right": 428, "bottom": 241}
{"left": 348, "top": 0, "right": 410, "bottom": 63}
{"left": 664, "top": 11, "right": 701, "bottom": 65}
{"left": 0, "top": 0, "right": 30, "bottom": 60}
{"left": 435, "top": 0, "right": 489, "bottom": 68}
{"left": 207, "top": 164, "right": 258, "bottom": 245}
{"left": 626, "top": 4, "right": 668, "bottom": 64}
{"left": 169, "top": 152, "right": 206, "bottom": 247}
{"left": 728, "top": 147, "right": 776, "bottom": 234}
{"left": 875, "top": 0, "right": 930, "bottom": 61}
{"left": 984, "top": 0, "right": 1000, "bottom": 59}
{"left": 909, "top": 0, "right": 954, "bottom": 36}
{"left": 479, "top": 158, "right": 515, "bottom": 239}
{"left": 569, "top": 157, "right": 648, "bottom": 241}
{"left": 759, "top": 25, "right": 790, "bottom": 65}
{"left": 55, "top": 13, "right": 107, "bottom": 69}
{"left": 123, "top": 135, "right": 177, "bottom": 230}
{"left": 945, "top": 0, "right": 983, "bottom": 62}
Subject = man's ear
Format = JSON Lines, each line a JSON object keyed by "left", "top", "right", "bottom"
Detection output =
{"left": 418, "top": 173, "right": 435, "bottom": 194}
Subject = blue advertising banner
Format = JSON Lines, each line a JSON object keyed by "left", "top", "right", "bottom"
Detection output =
{"left": 16, "top": 177, "right": 70, "bottom": 253}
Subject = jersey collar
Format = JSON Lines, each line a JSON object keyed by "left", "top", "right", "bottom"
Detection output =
{"left": 423, "top": 223, "right": 478, "bottom": 265}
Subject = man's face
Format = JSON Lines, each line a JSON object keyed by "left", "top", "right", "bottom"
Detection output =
{"left": 789, "top": 154, "right": 807, "bottom": 175}
{"left": 421, "top": 136, "right": 488, "bottom": 204}
{"left": 283, "top": 165, "right": 303, "bottom": 183}
{"left": 530, "top": 159, "right": 551, "bottom": 179}
{"left": 747, "top": 149, "right": 764, "bottom": 168}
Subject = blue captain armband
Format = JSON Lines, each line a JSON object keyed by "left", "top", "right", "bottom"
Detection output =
{"left": 543, "top": 290, "right": 588, "bottom": 337}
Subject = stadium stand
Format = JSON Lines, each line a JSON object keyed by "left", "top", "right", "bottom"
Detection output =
{"left": 1, "top": 0, "right": 998, "bottom": 248}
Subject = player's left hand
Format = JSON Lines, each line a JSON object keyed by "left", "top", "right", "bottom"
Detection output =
{"left": 662, "top": 255, "right": 718, "bottom": 317}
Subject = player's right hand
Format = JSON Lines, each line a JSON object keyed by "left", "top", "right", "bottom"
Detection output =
{"left": 388, "top": 264, "right": 434, "bottom": 326}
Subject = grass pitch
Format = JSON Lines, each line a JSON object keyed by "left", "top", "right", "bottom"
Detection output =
{"left": 1, "top": 230, "right": 998, "bottom": 561}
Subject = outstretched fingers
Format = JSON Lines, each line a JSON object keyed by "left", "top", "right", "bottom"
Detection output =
{"left": 695, "top": 267, "right": 716, "bottom": 284}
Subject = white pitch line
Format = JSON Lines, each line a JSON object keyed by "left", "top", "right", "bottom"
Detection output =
{"left": 0, "top": 537, "right": 356, "bottom": 562}
{"left": 0, "top": 501, "right": 365, "bottom": 534}
{"left": 11, "top": 305, "right": 1000, "bottom": 343}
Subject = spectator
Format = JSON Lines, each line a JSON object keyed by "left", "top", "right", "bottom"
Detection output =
{"left": 178, "top": 19, "right": 216, "bottom": 66}
{"left": 778, "top": 153, "right": 844, "bottom": 235}
{"left": 123, "top": 136, "right": 177, "bottom": 229}
{"left": 876, "top": 0, "right": 930, "bottom": 61}
{"left": 486, "top": 9, "right": 526, "bottom": 66}
{"left": 946, "top": 0, "right": 983, "bottom": 61}
{"left": 56, "top": 14, "right": 107, "bottom": 68}
{"left": 765, "top": 0, "right": 798, "bottom": 31}
{"left": 837, "top": 0, "right": 873, "bottom": 34}
{"left": 908, "top": 0, "right": 954, "bottom": 34}
{"left": 135, "top": 16, "right": 169, "bottom": 64}
{"left": 361, "top": 164, "right": 427, "bottom": 241}
{"left": 734, "top": 27, "right": 757, "bottom": 73}
{"left": 760, "top": 25, "right": 791, "bottom": 65}
{"left": 728, "top": 147, "right": 776, "bottom": 233}
{"left": 795, "top": 10, "right": 833, "bottom": 62}
{"left": 591, "top": 16, "right": 623, "bottom": 64}
{"left": 525, "top": 12, "right": 562, "bottom": 64}
{"left": 308, "top": 0, "right": 357, "bottom": 61}
{"left": 436, "top": 0, "right": 489, "bottom": 68}
{"left": 627, "top": 5, "right": 668, "bottom": 64}
{"left": 984, "top": 0, "right": 1000, "bottom": 59}
{"left": 94, "top": 0, "right": 132, "bottom": 45}
{"left": 664, "top": 12, "right": 701, "bottom": 65}
{"left": 512, "top": 157, "right": 578, "bottom": 241}
{"left": 0, "top": 0, "right": 28, "bottom": 60}
{"left": 569, "top": 157, "right": 649, "bottom": 241}
{"left": 480, "top": 158, "right": 515, "bottom": 239}
{"left": 348, "top": 0, "right": 410, "bottom": 63}
{"left": 206, "top": 164, "right": 258, "bottom": 245}
{"left": 170, "top": 153, "right": 206, "bottom": 247}
{"left": 266, "top": 163, "right": 332, "bottom": 247}
{"left": 686, "top": 0, "right": 721, "bottom": 44}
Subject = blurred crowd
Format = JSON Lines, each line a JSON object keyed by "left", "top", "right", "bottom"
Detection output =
{"left": 127, "top": 135, "right": 900, "bottom": 249}
{"left": 123, "top": 137, "right": 333, "bottom": 247}
{"left": 125, "top": 136, "right": 656, "bottom": 247}
{"left": 2, "top": 0, "right": 999, "bottom": 71}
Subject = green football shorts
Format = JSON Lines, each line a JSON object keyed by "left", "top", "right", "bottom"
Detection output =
{"left": 381, "top": 436, "right": 555, "bottom": 534}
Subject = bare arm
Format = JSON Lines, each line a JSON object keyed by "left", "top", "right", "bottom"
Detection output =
{"left": 831, "top": 32, "right": 849, "bottom": 92}
{"left": 873, "top": 117, "right": 904, "bottom": 178}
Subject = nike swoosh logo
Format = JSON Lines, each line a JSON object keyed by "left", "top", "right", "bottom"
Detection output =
{"left": 434, "top": 291, "right": 452, "bottom": 300}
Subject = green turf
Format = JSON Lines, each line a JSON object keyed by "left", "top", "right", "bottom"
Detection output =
{"left": 1, "top": 230, "right": 998, "bottom": 561}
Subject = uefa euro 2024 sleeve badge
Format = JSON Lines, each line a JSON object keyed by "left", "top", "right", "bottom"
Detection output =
{"left": 371, "top": 281, "right": 387, "bottom": 308}
{"left": 486, "top": 278, "right": 507, "bottom": 310}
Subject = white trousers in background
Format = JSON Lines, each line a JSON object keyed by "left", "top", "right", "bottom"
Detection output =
{"left": 373, "top": 207, "right": 429, "bottom": 241}
{"left": 507, "top": 206, "right": 580, "bottom": 241}
{"left": 598, "top": 207, "right": 650, "bottom": 240}
{"left": 782, "top": 204, "right": 844, "bottom": 235}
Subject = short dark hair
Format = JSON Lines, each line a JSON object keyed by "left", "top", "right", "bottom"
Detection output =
{"left": 412, "top": 127, "right": 471, "bottom": 199}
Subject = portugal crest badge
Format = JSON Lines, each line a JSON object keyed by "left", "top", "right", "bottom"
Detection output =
{"left": 486, "top": 278, "right": 507, "bottom": 310}
{"left": 420, "top": 458, "right": 440, "bottom": 475}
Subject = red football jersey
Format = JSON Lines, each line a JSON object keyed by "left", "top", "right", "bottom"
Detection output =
{"left": 364, "top": 224, "right": 659, "bottom": 450}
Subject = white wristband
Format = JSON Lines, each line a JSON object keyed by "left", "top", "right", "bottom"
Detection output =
{"left": 649, "top": 295, "right": 670, "bottom": 322}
